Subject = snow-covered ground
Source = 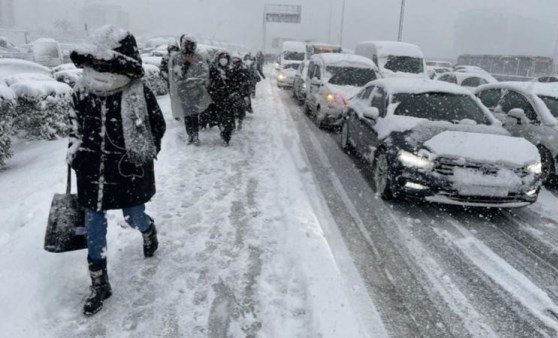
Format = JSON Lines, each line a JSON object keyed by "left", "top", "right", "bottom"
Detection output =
{"left": 0, "top": 77, "right": 387, "bottom": 337}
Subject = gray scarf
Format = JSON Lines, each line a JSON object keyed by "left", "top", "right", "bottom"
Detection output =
{"left": 81, "top": 69, "right": 157, "bottom": 165}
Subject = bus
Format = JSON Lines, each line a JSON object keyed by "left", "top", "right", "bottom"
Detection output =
{"left": 456, "top": 54, "right": 554, "bottom": 81}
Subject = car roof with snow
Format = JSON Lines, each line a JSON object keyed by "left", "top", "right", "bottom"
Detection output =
{"left": 282, "top": 41, "right": 306, "bottom": 52}
{"left": 367, "top": 78, "right": 473, "bottom": 96}
{"left": 440, "top": 71, "right": 497, "bottom": 83}
{"left": 358, "top": 41, "right": 423, "bottom": 58}
{"left": 476, "top": 81, "right": 558, "bottom": 98}
{"left": 311, "top": 53, "right": 376, "bottom": 69}
{"left": 0, "top": 59, "right": 51, "bottom": 79}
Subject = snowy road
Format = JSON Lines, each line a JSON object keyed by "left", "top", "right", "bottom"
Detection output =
{"left": 274, "top": 81, "right": 558, "bottom": 337}
{"left": 4, "top": 74, "right": 558, "bottom": 337}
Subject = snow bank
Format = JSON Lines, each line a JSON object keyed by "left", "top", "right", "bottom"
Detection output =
{"left": 143, "top": 64, "right": 168, "bottom": 96}
{"left": 424, "top": 131, "right": 539, "bottom": 167}
{"left": 2, "top": 72, "right": 55, "bottom": 87}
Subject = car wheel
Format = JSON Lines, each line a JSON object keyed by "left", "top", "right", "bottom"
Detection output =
{"left": 539, "top": 146, "right": 556, "bottom": 187}
{"left": 341, "top": 119, "right": 352, "bottom": 153}
{"left": 373, "top": 150, "right": 394, "bottom": 200}
{"left": 316, "top": 108, "right": 324, "bottom": 128}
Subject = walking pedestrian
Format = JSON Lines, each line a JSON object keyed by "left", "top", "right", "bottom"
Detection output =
{"left": 168, "top": 35, "right": 212, "bottom": 145}
{"left": 229, "top": 55, "right": 251, "bottom": 130}
{"left": 160, "top": 43, "right": 179, "bottom": 86}
{"left": 208, "top": 51, "right": 236, "bottom": 145}
{"left": 68, "top": 25, "right": 166, "bottom": 316}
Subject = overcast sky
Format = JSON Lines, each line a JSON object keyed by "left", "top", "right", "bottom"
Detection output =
{"left": 13, "top": 0, "right": 558, "bottom": 59}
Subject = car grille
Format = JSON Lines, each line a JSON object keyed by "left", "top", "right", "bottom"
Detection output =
{"left": 434, "top": 159, "right": 499, "bottom": 176}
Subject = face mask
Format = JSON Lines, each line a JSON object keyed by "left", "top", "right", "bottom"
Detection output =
{"left": 219, "top": 58, "right": 228, "bottom": 67}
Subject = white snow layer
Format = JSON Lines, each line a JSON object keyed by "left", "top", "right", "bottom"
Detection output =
{"left": 0, "top": 76, "right": 382, "bottom": 337}
{"left": 74, "top": 25, "right": 129, "bottom": 60}
{"left": 424, "top": 131, "right": 539, "bottom": 167}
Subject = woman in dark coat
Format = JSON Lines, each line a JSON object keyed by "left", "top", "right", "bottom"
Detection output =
{"left": 208, "top": 51, "right": 236, "bottom": 145}
{"left": 67, "top": 25, "right": 166, "bottom": 316}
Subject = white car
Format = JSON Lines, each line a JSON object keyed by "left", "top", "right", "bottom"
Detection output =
{"left": 341, "top": 78, "right": 542, "bottom": 207}
{"left": 304, "top": 53, "right": 380, "bottom": 128}
{"left": 436, "top": 71, "right": 497, "bottom": 92}
{"left": 277, "top": 62, "right": 301, "bottom": 88}
{"left": 475, "top": 82, "right": 558, "bottom": 184}
{"left": 32, "top": 38, "right": 63, "bottom": 67}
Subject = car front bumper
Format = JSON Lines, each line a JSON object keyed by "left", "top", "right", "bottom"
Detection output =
{"left": 393, "top": 166, "right": 540, "bottom": 208}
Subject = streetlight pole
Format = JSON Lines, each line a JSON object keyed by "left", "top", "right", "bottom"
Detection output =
{"left": 339, "top": 0, "right": 346, "bottom": 46}
{"left": 398, "top": 0, "right": 406, "bottom": 42}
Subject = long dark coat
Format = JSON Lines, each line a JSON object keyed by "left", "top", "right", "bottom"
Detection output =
{"left": 70, "top": 85, "right": 166, "bottom": 210}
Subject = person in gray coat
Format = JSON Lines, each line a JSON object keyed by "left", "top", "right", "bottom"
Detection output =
{"left": 168, "top": 35, "right": 212, "bottom": 145}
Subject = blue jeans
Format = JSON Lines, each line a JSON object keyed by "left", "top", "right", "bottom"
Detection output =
{"left": 85, "top": 204, "right": 151, "bottom": 263}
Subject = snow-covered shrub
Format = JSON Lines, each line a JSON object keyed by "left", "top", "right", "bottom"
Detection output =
{"left": 0, "top": 84, "right": 16, "bottom": 166}
{"left": 143, "top": 64, "right": 168, "bottom": 96}
{"left": 53, "top": 69, "right": 82, "bottom": 88}
{"left": 10, "top": 80, "right": 73, "bottom": 140}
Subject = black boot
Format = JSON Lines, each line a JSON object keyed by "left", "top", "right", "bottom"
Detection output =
{"left": 83, "top": 257, "right": 112, "bottom": 316}
{"left": 142, "top": 220, "right": 159, "bottom": 258}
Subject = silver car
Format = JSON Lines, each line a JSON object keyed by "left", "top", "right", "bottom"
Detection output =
{"left": 476, "top": 82, "right": 558, "bottom": 184}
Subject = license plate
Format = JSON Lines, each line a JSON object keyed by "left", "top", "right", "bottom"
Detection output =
{"left": 458, "top": 186, "right": 509, "bottom": 197}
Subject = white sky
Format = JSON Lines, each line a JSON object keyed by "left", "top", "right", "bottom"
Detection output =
{"left": 12, "top": 0, "right": 558, "bottom": 59}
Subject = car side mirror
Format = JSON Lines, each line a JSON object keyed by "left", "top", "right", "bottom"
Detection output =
{"left": 362, "top": 106, "right": 380, "bottom": 120}
{"left": 508, "top": 108, "right": 528, "bottom": 125}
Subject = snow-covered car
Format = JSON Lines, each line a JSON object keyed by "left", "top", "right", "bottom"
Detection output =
{"left": 142, "top": 56, "right": 163, "bottom": 67}
{"left": 0, "top": 58, "right": 51, "bottom": 79}
{"left": 427, "top": 60, "right": 453, "bottom": 69}
{"left": 355, "top": 41, "right": 428, "bottom": 79}
{"left": 341, "top": 78, "right": 542, "bottom": 207}
{"left": 305, "top": 53, "right": 379, "bottom": 128}
{"left": 427, "top": 66, "right": 452, "bottom": 79}
{"left": 292, "top": 61, "right": 309, "bottom": 105}
{"left": 454, "top": 65, "right": 491, "bottom": 76}
{"left": 436, "top": 71, "right": 497, "bottom": 92}
{"left": 32, "top": 38, "right": 63, "bottom": 67}
{"left": 535, "top": 76, "right": 558, "bottom": 83}
{"left": 475, "top": 82, "right": 558, "bottom": 184}
{"left": 277, "top": 62, "right": 300, "bottom": 88}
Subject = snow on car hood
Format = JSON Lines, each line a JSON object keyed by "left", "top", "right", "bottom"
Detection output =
{"left": 423, "top": 131, "right": 539, "bottom": 167}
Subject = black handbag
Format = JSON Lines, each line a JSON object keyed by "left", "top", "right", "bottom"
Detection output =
{"left": 44, "top": 165, "right": 87, "bottom": 253}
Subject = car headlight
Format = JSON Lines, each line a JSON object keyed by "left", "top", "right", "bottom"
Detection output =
{"left": 398, "top": 150, "right": 434, "bottom": 170}
{"left": 526, "top": 161, "right": 542, "bottom": 175}
{"left": 326, "top": 93, "right": 347, "bottom": 106}
{"left": 278, "top": 73, "right": 286, "bottom": 80}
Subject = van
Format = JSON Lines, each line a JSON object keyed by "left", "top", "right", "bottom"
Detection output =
{"left": 355, "top": 41, "right": 427, "bottom": 78}
{"left": 32, "top": 38, "right": 63, "bottom": 67}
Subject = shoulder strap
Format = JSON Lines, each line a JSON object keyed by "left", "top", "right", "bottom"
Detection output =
{"left": 66, "top": 165, "right": 72, "bottom": 195}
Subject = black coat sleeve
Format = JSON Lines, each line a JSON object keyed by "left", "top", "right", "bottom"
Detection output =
{"left": 144, "top": 85, "right": 166, "bottom": 154}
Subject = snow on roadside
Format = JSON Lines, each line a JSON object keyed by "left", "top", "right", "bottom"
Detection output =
{"left": 0, "top": 77, "right": 379, "bottom": 337}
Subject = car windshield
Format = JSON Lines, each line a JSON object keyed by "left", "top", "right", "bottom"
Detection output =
{"left": 393, "top": 92, "right": 491, "bottom": 124}
{"left": 384, "top": 56, "right": 424, "bottom": 74}
{"left": 326, "top": 66, "right": 376, "bottom": 86}
{"left": 282, "top": 63, "right": 299, "bottom": 70}
{"left": 283, "top": 51, "right": 305, "bottom": 61}
{"left": 539, "top": 95, "right": 558, "bottom": 117}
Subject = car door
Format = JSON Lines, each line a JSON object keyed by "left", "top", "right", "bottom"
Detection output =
{"left": 358, "top": 86, "right": 386, "bottom": 162}
{"left": 309, "top": 64, "right": 323, "bottom": 111}
{"left": 477, "top": 88, "right": 504, "bottom": 112}
{"left": 496, "top": 90, "right": 541, "bottom": 142}
{"left": 348, "top": 86, "right": 374, "bottom": 155}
